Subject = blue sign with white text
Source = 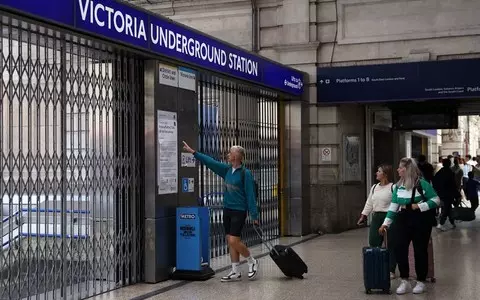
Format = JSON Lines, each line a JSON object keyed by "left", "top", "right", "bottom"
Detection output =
{"left": 0, "top": 0, "right": 304, "bottom": 96}
{"left": 317, "top": 59, "right": 480, "bottom": 103}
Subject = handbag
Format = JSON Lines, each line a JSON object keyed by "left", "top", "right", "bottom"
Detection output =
{"left": 452, "top": 201, "right": 476, "bottom": 221}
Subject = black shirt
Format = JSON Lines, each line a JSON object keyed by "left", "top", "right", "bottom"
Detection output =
{"left": 433, "top": 167, "right": 458, "bottom": 199}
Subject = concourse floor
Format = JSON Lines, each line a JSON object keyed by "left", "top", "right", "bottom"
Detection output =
{"left": 94, "top": 211, "right": 480, "bottom": 300}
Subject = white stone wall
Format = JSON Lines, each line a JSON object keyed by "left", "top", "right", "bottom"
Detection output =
{"left": 131, "top": 0, "right": 480, "bottom": 232}
{"left": 440, "top": 116, "right": 480, "bottom": 158}
{"left": 468, "top": 116, "right": 480, "bottom": 157}
{"left": 441, "top": 117, "right": 467, "bottom": 157}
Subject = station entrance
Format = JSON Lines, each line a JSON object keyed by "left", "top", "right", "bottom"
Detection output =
{"left": 197, "top": 74, "right": 280, "bottom": 259}
{"left": 0, "top": 2, "right": 304, "bottom": 299}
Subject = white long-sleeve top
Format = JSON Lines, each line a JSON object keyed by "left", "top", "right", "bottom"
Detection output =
{"left": 361, "top": 183, "right": 394, "bottom": 215}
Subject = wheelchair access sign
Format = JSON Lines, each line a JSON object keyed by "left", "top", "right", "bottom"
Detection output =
{"left": 182, "top": 178, "right": 194, "bottom": 193}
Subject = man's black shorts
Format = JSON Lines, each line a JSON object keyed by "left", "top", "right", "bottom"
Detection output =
{"left": 223, "top": 208, "right": 247, "bottom": 237}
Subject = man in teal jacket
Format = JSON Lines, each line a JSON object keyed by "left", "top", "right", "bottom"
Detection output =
{"left": 182, "top": 141, "right": 259, "bottom": 282}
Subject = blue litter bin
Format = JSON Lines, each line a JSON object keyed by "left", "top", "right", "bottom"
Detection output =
{"left": 172, "top": 206, "right": 215, "bottom": 280}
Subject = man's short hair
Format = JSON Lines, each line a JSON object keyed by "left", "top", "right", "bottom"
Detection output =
{"left": 442, "top": 158, "right": 451, "bottom": 168}
{"left": 418, "top": 155, "right": 426, "bottom": 163}
{"left": 466, "top": 154, "right": 472, "bottom": 160}
{"left": 230, "top": 145, "right": 246, "bottom": 159}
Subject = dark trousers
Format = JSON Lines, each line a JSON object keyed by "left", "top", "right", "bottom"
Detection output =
{"left": 463, "top": 177, "right": 469, "bottom": 195}
{"left": 395, "top": 209, "right": 432, "bottom": 281}
{"left": 369, "top": 212, "right": 397, "bottom": 273}
{"left": 470, "top": 196, "right": 479, "bottom": 211}
{"left": 439, "top": 197, "right": 455, "bottom": 226}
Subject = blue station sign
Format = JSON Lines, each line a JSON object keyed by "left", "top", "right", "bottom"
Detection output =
{"left": 317, "top": 59, "right": 480, "bottom": 103}
{"left": 0, "top": 0, "right": 304, "bottom": 96}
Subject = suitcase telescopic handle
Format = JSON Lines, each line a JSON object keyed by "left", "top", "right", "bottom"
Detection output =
{"left": 253, "top": 224, "right": 280, "bottom": 256}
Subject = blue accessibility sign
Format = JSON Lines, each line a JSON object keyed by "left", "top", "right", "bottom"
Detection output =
{"left": 182, "top": 178, "right": 189, "bottom": 192}
{"left": 182, "top": 178, "right": 194, "bottom": 193}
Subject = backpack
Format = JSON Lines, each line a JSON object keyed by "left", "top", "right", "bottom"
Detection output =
{"left": 241, "top": 167, "right": 259, "bottom": 198}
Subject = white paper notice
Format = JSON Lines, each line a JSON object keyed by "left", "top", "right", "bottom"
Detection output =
{"left": 157, "top": 110, "right": 178, "bottom": 195}
{"left": 159, "top": 63, "right": 178, "bottom": 87}
{"left": 178, "top": 67, "right": 196, "bottom": 91}
{"left": 181, "top": 152, "right": 196, "bottom": 167}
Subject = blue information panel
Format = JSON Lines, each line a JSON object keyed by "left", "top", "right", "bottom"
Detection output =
{"left": 317, "top": 59, "right": 480, "bottom": 103}
{"left": 176, "top": 207, "right": 210, "bottom": 272}
{"left": 0, "top": 0, "right": 304, "bottom": 96}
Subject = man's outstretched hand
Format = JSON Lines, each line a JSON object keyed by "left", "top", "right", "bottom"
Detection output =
{"left": 182, "top": 141, "right": 195, "bottom": 154}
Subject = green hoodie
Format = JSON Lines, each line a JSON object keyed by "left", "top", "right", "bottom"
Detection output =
{"left": 194, "top": 152, "right": 258, "bottom": 220}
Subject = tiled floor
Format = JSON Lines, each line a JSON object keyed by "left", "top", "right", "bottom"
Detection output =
{"left": 93, "top": 211, "right": 480, "bottom": 300}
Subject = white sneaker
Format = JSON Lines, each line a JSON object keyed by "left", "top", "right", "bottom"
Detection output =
{"left": 220, "top": 271, "right": 241, "bottom": 282}
{"left": 396, "top": 279, "right": 411, "bottom": 295}
{"left": 248, "top": 258, "right": 258, "bottom": 279}
{"left": 413, "top": 281, "right": 427, "bottom": 294}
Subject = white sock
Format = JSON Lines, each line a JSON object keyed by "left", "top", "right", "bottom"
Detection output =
{"left": 232, "top": 262, "right": 239, "bottom": 273}
{"left": 247, "top": 256, "right": 255, "bottom": 264}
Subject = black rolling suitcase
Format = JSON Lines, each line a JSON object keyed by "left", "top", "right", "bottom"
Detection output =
{"left": 363, "top": 230, "right": 391, "bottom": 294}
{"left": 254, "top": 225, "right": 308, "bottom": 279}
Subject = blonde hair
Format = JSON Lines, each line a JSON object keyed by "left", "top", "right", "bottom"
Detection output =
{"left": 230, "top": 145, "right": 245, "bottom": 160}
{"left": 397, "top": 157, "right": 421, "bottom": 190}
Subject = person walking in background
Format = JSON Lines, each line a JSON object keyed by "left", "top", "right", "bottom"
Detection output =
{"left": 466, "top": 154, "right": 477, "bottom": 167}
{"left": 358, "top": 164, "right": 397, "bottom": 279}
{"left": 434, "top": 157, "right": 443, "bottom": 175}
{"left": 451, "top": 157, "right": 464, "bottom": 204}
{"left": 433, "top": 159, "right": 460, "bottom": 231}
{"left": 379, "top": 158, "right": 440, "bottom": 295}
{"left": 466, "top": 171, "right": 480, "bottom": 212}
{"left": 417, "top": 155, "right": 434, "bottom": 184}
{"left": 182, "top": 141, "right": 259, "bottom": 282}
{"left": 462, "top": 157, "right": 471, "bottom": 197}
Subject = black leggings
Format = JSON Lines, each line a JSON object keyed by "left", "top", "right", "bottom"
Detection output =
{"left": 395, "top": 209, "right": 432, "bottom": 281}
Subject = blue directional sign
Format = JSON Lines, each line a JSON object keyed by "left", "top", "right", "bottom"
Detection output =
{"left": 317, "top": 59, "right": 480, "bottom": 103}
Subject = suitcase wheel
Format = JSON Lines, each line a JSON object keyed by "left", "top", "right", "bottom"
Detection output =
{"left": 431, "top": 277, "right": 436, "bottom": 283}
{"left": 383, "top": 289, "right": 391, "bottom": 294}
{"left": 366, "top": 289, "right": 372, "bottom": 294}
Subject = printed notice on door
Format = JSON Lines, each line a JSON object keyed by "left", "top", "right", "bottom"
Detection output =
{"left": 157, "top": 110, "right": 178, "bottom": 194}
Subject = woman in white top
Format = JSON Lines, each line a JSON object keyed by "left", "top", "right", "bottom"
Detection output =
{"left": 357, "top": 164, "right": 397, "bottom": 279}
